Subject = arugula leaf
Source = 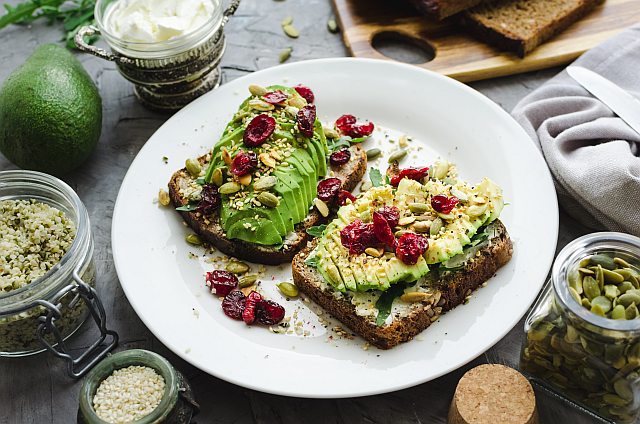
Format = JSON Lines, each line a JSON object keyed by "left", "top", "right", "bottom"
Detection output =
{"left": 469, "top": 227, "right": 489, "bottom": 246}
{"left": 327, "top": 136, "right": 351, "bottom": 153}
{"left": 375, "top": 284, "right": 407, "bottom": 326}
{"left": 195, "top": 177, "right": 206, "bottom": 186}
{"left": 306, "top": 224, "right": 327, "bottom": 238}
{"left": 304, "top": 253, "right": 319, "bottom": 268}
{"left": 176, "top": 203, "right": 198, "bottom": 212}
{"left": 369, "top": 168, "right": 383, "bottom": 187}
{"left": 349, "top": 136, "right": 367, "bottom": 144}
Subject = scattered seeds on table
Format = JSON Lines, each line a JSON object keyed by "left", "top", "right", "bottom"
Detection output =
{"left": 158, "top": 189, "right": 170, "bottom": 206}
{"left": 366, "top": 148, "right": 381, "bottom": 160}
{"left": 185, "top": 234, "right": 202, "bottom": 245}
{"left": 277, "top": 282, "right": 299, "bottom": 297}
{"left": 327, "top": 18, "right": 339, "bottom": 33}
{"left": 388, "top": 149, "right": 407, "bottom": 163}
{"left": 282, "top": 24, "right": 299, "bottom": 38}
{"left": 279, "top": 47, "right": 292, "bottom": 63}
{"left": 281, "top": 16, "right": 293, "bottom": 26}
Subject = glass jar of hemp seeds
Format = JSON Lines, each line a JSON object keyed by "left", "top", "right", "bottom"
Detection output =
{"left": 521, "top": 232, "right": 640, "bottom": 423}
{"left": 0, "top": 170, "right": 117, "bottom": 377}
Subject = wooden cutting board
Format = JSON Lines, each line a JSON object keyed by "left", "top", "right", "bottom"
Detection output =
{"left": 332, "top": 0, "right": 640, "bottom": 82}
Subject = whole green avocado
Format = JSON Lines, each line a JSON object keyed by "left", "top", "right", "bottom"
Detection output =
{"left": 0, "top": 44, "right": 102, "bottom": 175}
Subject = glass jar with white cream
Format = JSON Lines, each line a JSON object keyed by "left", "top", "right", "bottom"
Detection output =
{"left": 75, "top": 0, "right": 241, "bottom": 111}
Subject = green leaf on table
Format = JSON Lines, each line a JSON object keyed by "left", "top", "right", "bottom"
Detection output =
{"left": 369, "top": 168, "right": 383, "bottom": 187}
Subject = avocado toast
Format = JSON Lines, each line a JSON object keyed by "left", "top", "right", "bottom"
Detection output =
{"left": 169, "top": 84, "right": 367, "bottom": 265}
{"left": 292, "top": 161, "right": 513, "bottom": 349}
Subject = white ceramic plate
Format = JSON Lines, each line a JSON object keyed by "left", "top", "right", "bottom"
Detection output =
{"left": 112, "top": 58, "right": 558, "bottom": 398}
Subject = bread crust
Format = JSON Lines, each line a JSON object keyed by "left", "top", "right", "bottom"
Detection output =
{"left": 168, "top": 144, "right": 367, "bottom": 265}
{"left": 410, "top": 0, "right": 486, "bottom": 20}
{"left": 292, "top": 220, "right": 513, "bottom": 349}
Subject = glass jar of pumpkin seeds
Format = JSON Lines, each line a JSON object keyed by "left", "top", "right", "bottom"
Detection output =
{"left": 521, "top": 232, "right": 640, "bottom": 423}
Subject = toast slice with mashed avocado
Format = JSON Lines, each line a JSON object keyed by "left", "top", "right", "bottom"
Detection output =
{"left": 291, "top": 161, "right": 513, "bottom": 348}
{"left": 168, "top": 84, "right": 367, "bottom": 265}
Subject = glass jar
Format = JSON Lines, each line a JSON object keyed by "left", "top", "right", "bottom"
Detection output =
{"left": 78, "top": 349, "right": 199, "bottom": 424}
{"left": 521, "top": 232, "right": 640, "bottom": 423}
{"left": 0, "top": 170, "right": 118, "bottom": 377}
{"left": 74, "top": 0, "right": 241, "bottom": 111}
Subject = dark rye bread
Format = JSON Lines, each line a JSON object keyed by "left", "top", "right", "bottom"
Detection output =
{"left": 464, "top": 0, "right": 604, "bottom": 57}
{"left": 168, "top": 144, "right": 367, "bottom": 265}
{"left": 409, "top": 0, "right": 488, "bottom": 20}
{"left": 292, "top": 220, "right": 513, "bottom": 349}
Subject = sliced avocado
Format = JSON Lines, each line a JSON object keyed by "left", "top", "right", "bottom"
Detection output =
{"left": 316, "top": 244, "right": 346, "bottom": 291}
{"left": 308, "top": 135, "right": 327, "bottom": 177}
{"left": 285, "top": 155, "right": 312, "bottom": 204}
{"left": 273, "top": 169, "right": 305, "bottom": 222}
{"left": 226, "top": 217, "right": 281, "bottom": 246}
{"left": 322, "top": 237, "right": 357, "bottom": 292}
{"left": 221, "top": 199, "right": 287, "bottom": 236}
{"left": 292, "top": 147, "right": 318, "bottom": 182}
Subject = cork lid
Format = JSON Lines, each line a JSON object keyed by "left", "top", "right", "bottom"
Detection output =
{"left": 448, "top": 364, "right": 538, "bottom": 424}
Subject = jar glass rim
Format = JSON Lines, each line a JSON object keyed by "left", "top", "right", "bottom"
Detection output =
{"left": 94, "top": 0, "right": 223, "bottom": 56}
{"left": 552, "top": 232, "right": 640, "bottom": 333}
{"left": 0, "top": 170, "right": 90, "bottom": 311}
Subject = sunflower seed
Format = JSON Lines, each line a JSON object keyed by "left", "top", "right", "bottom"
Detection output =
{"left": 238, "top": 174, "right": 252, "bottom": 186}
{"left": 364, "top": 247, "right": 383, "bottom": 258}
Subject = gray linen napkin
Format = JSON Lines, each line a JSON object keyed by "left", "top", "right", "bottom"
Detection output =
{"left": 512, "top": 24, "right": 640, "bottom": 236}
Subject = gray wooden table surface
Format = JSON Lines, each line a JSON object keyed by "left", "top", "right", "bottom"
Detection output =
{"left": 0, "top": 0, "right": 602, "bottom": 422}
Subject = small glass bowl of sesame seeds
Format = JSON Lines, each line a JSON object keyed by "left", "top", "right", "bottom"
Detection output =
{"left": 78, "top": 349, "right": 199, "bottom": 424}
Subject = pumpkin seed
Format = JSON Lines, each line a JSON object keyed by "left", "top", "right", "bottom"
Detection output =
{"left": 279, "top": 47, "right": 292, "bottom": 63}
{"left": 219, "top": 182, "right": 241, "bottom": 194}
{"left": 226, "top": 261, "right": 250, "bottom": 274}
{"left": 212, "top": 168, "right": 224, "bottom": 186}
{"left": 158, "top": 189, "right": 171, "bottom": 206}
{"left": 412, "top": 221, "right": 430, "bottom": 233}
{"left": 366, "top": 148, "right": 381, "bottom": 160}
{"left": 282, "top": 24, "right": 299, "bottom": 38}
{"left": 619, "top": 281, "right": 635, "bottom": 294}
{"left": 583, "top": 276, "right": 600, "bottom": 300}
{"left": 238, "top": 274, "right": 258, "bottom": 288}
{"left": 450, "top": 187, "right": 468, "bottom": 202}
{"left": 592, "top": 296, "right": 612, "bottom": 314}
{"left": 430, "top": 217, "right": 443, "bottom": 236}
{"left": 590, "top": 254, "right": 617, "bottom": 270}
{"left": 614, "top": 257, "right": 632, "bottom": 268}
{"left": 238, "top": 174, "right": 252, "bottom": 186}
{"left": 398, "top": 216, "right": 416, "bottom": 226}
{"left": 604, "top": 285, "right": 621, "bottom": 300}
{"left": 281, "top": 16, "right": 293, "bottom": 26}
{"left": 327, "top": 18, "right": 339, "bottom": 33}
{"left": 408, "top": 202, "right": 429, "bottom": 213}
{"left": 611, "top": 305, "right": 626, "bottom": 320}
{"left": 581, "top": 298, "right": 591, "bottom": 309}
{"left": 613, "top": 379, "right": 633, "bottom": 401}
{"left": 595, "top": 265, "right": 605, "bottom": 289}
{"left": 364, "top": 247, "right": 383, "bottom": 258}
{"left": 323, "top": 127, "right": 339, "bottom": 139}
{"left": 603, "top": 394, "right": 629, "bottom": 406}
{"left": 591, "top": 303, "right": 606, "bottom": 316}
{"left": 394, "top": 230, "right": 412, "bottom": 238}
{"left": 603, "top": 268, "right": 625, "bottom": 284}
{"left": 185, "top": 158, "right": 201, "bottom": 177}
{"left": 257, "top": 192, "right": 280, "bottom": 208}
{"left": 579, "top": 267, "right": 595, "bottom": 275}
{"left": 569, "top": 270, "right": 583, "bottom": 294}
{"left": 626, "top": 302, "right": 639, "bottom": 319}
{"left": 254, "top": 176, "right": 277, "bottom": 191}
{"left": 387, "top": 149, "right": 407, "bottom": 163}
{"left": 249, "top": 84, "right": 268, "bottom": 96}
{"left": 314, "top": 198, "right": 329, "bottom": 217}
{"left": 259, "top": 152, "right": 277, "bottom": 168}
{"left": 433, "top": 160, "right": 450, "bottom": 180}
{"left": 277, "top": 282, "right": 299, "bottom": 297}
{"left": 287, "top": 95, "right": 305, "bottom": 109}
{"left": 618, "top": 292, "right": 640, "bottom": 308}
{"left": 569, "top": 287, "right": 581, "bottom": 303}
{"left": 249, "top": 99, "right": 275, "bottom": 111}
{"left": 185, "top": 234, "right": 202, "bottom": 245}
{"left": 285, "top": 106, "right": 299, "bottom": 117}
{"left": 221, "top": 147, "right": 232, "bottom": 166}
{"left": 400, "top": 292, "right": 431, "bottom": 302}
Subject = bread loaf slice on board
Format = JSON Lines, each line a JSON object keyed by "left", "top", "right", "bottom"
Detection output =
{"left": 463, "top": 0, "right": 604, "bottom": 57}
{"left": 292, "top": 220, "right": 513, "bottom": 349}
{"left": 409, "top": 0, "right": 487, "bottom": 20}
{"left": 168, "top": 144, "right": 367, "bottom": 265}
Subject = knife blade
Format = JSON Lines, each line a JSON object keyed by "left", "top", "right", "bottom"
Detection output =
{"left": 567, "top": 66, "right": 640, "bottom": 137}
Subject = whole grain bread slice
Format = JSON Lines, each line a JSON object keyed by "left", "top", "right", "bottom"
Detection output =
{"left": 292, "top": 220, "right": 513, "bottom": 349}
{"left": 168, "top": 144, "right": 367, "bottom": 265}
{"left": 463, "top": 0, "right": 604, "bottom": 57}
{"left": 409, "top": 0, "right": 488, "bottom": 20}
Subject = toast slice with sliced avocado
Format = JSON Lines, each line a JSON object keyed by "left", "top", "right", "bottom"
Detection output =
{"left": 291, "top": 161, "right": 513, "bottom": 349}
{"left": 168, "top": 84, "right": 367, "bottom": 265}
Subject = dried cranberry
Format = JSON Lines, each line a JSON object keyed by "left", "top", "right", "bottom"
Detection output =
{"left": 335, "top": 114, "right": 375, "bottom": 138}
{"left": 372, "top": 211, "right": 396, "bottom": 249}
{"left": 206, "top": 270, "right": 239, "bottom": 296}
{"left": 244, "top": 114, "right": 276, "bottom": 147}
{"left": 297, "top": 105, "right": 316, "bottom": 138}
{"left": 197, "top": 184, "right": 221, "bottom": 215}
{"left": 294, "top": 84, "right": 315, "bottom": 103}
{"left": 390, "top": 167, "right": 430, "bottom": 187}
{"left": 431, "top": 194, "right": 459, "bottom": 214}
{"left": 337, "top": 190, "right": 356, "bottom": 206}
{"left": 222, "top": 290, "right": 246, "bottom": 320}
{"left": 256, "top": 299, "right": 286, "bottom": 325}
{"left": 243, "top": 291, "right": 263, "bottom": 325}
{"left": 329, "top": 147, "right": 351, "bottom": 167}
{"left": 340, "top": 219, "right": 379, "bottom": 255}
{"left": 231, "top": 150, "right": 257, "bottom": 176}
{"left": 262, "top": 90, "right": 289, "bottom": 104}
{"left": 377, "top": 205, "right": 400, "bottom": 228}
{"left": 317, "top": 178, "right": 342, "bottom": 203}
{"left": 396, "top": 233, "right": 429, "bottom": 265}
